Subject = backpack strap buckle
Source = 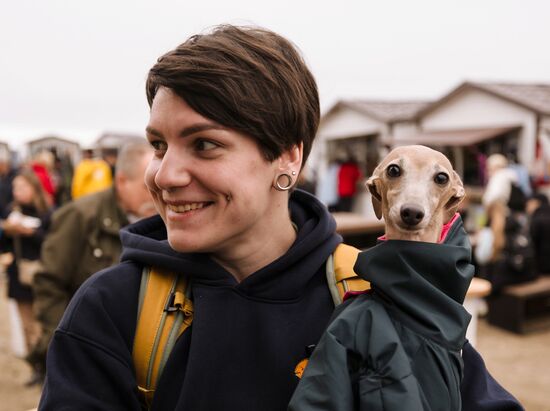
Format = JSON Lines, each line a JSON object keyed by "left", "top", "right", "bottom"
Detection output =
{"left": 164, "top": 291, "right": 185, "bottom": 312}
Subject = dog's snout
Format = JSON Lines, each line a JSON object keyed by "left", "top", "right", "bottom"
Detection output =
{"left": 400, "top": 204, "right": 425, "bottom": 226}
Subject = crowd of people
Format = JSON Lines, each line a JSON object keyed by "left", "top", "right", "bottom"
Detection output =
{"left": 0, "top": 23, "right": 541, "bottom": 411}
{"left": 0, "top": 140, "right": 155, "bottom": 386}
{"left": 316, "top": 155, "right": 362, "bottom": 212}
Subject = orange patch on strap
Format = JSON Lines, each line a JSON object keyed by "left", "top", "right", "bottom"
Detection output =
{"left": 294, "top": 358, "right": 309, "bottom": 379}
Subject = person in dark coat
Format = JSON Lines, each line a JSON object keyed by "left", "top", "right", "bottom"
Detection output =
{"left": 39, "top": 24, "right": 523, "bottom": 411}
{"left": 528, "top": 192, "right": 550, "bottom": 274}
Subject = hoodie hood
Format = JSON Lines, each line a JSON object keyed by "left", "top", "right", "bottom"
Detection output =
{"left": 354, "top": 215, "right": 474, "bottom": 345}
{"left": 120, "top": 189, "right": 341, "bottom": 300}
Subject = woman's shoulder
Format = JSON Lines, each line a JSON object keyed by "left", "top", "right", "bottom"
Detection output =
{"left": 57, "top": 261, "right": 143, "bottom": 343}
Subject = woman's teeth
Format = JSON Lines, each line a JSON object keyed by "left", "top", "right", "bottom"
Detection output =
{"left": 168, "top": 202, "right": 208, "bottom": 213}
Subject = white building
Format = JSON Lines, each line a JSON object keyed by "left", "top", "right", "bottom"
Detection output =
{"left": 314, "top": 81, "right": 550, "bottom": 216}
{"left": 95, "top": 132, "right": 144, "bottom": 150}
{"left": 26, "top": 136, "right": 82, "bottom": 165}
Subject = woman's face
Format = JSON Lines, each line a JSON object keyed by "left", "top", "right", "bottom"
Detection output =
{"left": 12, "top": 176, "right": 35, "bottom": 206}
{"left": 145, "top": 88, "right": 292, "bottom": 255}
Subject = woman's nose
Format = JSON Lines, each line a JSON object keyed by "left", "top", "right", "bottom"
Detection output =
{"left": 152, "top": 150, "right": 192, "bottom": 190}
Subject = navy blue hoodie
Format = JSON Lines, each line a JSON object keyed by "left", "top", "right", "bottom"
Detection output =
{"left": 39, "top": 190, "right": 523, "bottom": 410}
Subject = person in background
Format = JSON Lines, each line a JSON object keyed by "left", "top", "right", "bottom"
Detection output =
{"left": 50, "top": 150, "right": 74, "bottom": 206}
{"left": 29, "top": 140, "right": 155, "bottom": 383}
{"left": 507, "top": 153, "right": 533, "bottom": 198}
{"left": 70, "top": 147, "right": 113, "bottom": 200}
{"left": 0, "top": 169, "right": 53, "bottom": 385}
{"left": 316, "top": 159, "right": 340, "bottom": 211}
{"left": 0, "top": 150, "right": 17, "bottom": 217}
{"left": 101, "top": 147, "right": 119, "bottom": 177}
{"left": 30, "top": 151, "right": 56, "bottom": 207}
{"left": 481, "top": 153, "right": 518, "bottom": 262}
{"left": 38, "top": 25, "right": 522, "bottom": 411}
{"left": 482, "top": 153, "right": 536, "bottom": 293}
{"left": 337, "top": 154, "right": 361, "bottom": 212}
{"left": 527, "top": 192, "right": 550, "bottom": 274}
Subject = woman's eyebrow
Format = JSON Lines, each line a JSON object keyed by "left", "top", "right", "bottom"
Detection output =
{"left": 145, "top": 126, "right": 163, "bottom": 138}
{"left": 179, "top": 123, "right": 227, "bottom": 138}
{"left": 145, "top": 123, "right": 226, "bottom": 139}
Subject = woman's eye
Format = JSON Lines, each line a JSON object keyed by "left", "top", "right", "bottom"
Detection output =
{"left": 195, "top": 139, "right": 219, "bottom": 151}
{"left": 434, "top": 172, "right": 449, "bottom": 185}
{"left": 386, "top": 164, "right": 401, "bottom": 178}
{"left": 149, "top": 140, "right": 167, "bottom": 152}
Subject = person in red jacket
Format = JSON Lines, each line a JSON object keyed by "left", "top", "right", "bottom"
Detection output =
{"left": 29, "top": 150, "right": 56, "bottom": 206}
{"left": 337, "top": 157, "right": 361, "bottom": 211}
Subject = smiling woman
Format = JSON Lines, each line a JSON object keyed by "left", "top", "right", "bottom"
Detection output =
{"left": 38, "top": 24, "right": 524, "bottom": 411}
{"left": 144, "top": 88, "right": 303, "bottom": 278}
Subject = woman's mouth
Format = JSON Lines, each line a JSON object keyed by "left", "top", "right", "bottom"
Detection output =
{"left": 167, "top": 202, "right": 211, "bottom": 213}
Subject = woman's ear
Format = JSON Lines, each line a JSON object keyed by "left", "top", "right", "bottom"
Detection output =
{"left": 276, "top": 143, "right": 303, "bottom": 174}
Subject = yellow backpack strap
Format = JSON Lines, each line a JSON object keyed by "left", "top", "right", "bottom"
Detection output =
{"left": 326, "top": 243, "right": 371, "bottom": 306}
{"left": 133, "top": 267, "right": 193, "bottom": 409}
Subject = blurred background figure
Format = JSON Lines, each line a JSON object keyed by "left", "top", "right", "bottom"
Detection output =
{"left": 527, "top": 192, "right": 550, "bottom": 274}
{"left": 0, "top": 170, "right": 53, "bottom": 384}
{"left": 336, "top": 153, "right": 361, "bottom": 212}
{"left": 101, "top": 147, "right": 118, "bottom": 177}
{"left": 29, "top": 151, "right": 56, "bottom": 207}
{"left": 51, "top": 150, "right": 74, "bottom": 207}
{"left": 316, "top": 158, "right": 341, "bottom": 211}
{"left": 29, "top": 140, "right": 155, "bottom": 383}
{"left": 71, "top": 147, "right": 113, "bottom": 200}
{"left": 482, "top": 153, "right": 518, "bottom": 209}
{"left": 480, "top": 153, "right": 537, "bottom": 294}
{"left": 0, "top": 150, "right": 16, "bottom": 217}
{"left": 507, "top": 153, "right": 533, "bottom": 199}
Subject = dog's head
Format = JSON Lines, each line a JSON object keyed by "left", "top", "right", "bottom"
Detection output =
{"left": 366, "top": 145, "right": 465, "bottom": 242}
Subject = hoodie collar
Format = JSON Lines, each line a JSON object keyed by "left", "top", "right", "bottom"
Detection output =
{"left": 120, "top": 189, "right": 341, "bottom": 300}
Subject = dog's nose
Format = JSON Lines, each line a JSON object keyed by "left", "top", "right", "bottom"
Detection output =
{"left": 400, "top": 204, "right": 425, "bottom": 226}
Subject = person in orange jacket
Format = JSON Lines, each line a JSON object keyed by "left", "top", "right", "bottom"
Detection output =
{"left": 71, "top": 148, "right": 113, "bottom": 200}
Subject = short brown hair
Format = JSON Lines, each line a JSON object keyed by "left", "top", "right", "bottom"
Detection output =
{"left": 146, "top": 25, "right": 320, "bottom": 166}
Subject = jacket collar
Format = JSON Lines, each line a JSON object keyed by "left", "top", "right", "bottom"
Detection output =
{"left": 354, "top": 215, "right": 474, "bottom": 346}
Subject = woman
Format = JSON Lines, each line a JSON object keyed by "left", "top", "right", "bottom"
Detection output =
{"left": 39, "top": 25, "right": 522, "bottom": 410}
{"left": 1, "top": 169, "right": 52, "bottom": 356}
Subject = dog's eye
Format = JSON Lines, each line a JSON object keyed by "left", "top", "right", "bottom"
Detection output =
{"left": 386, "top": 164, "right": 401, "bottom": 178}
{"left": 434, "top": 172, "right": 449, "bottom": 185}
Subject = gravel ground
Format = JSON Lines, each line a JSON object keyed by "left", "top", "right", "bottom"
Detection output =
{"left": 1, "top": 274, "right": 549, "bottom": 411}
{"left": 0, "top": 276, "right": 41, "bottom": 411}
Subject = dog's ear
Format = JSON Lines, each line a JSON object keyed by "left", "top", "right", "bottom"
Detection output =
{"left": 366, "top": 176, "right": 383, "bottom": 220}
{"left": 444, "top": 170, "right": 465, "bottom": 223}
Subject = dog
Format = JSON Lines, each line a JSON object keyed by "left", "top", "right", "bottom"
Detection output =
{"left": 289, "top": 145, "right": 472, "bottom": 411}
{"left": 366, "top": 145, "right": 465, "bottom": 243}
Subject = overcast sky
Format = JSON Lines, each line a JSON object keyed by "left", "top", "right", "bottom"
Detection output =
{"left": 1, "top": 0, "right": 549, "bottom": 146}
